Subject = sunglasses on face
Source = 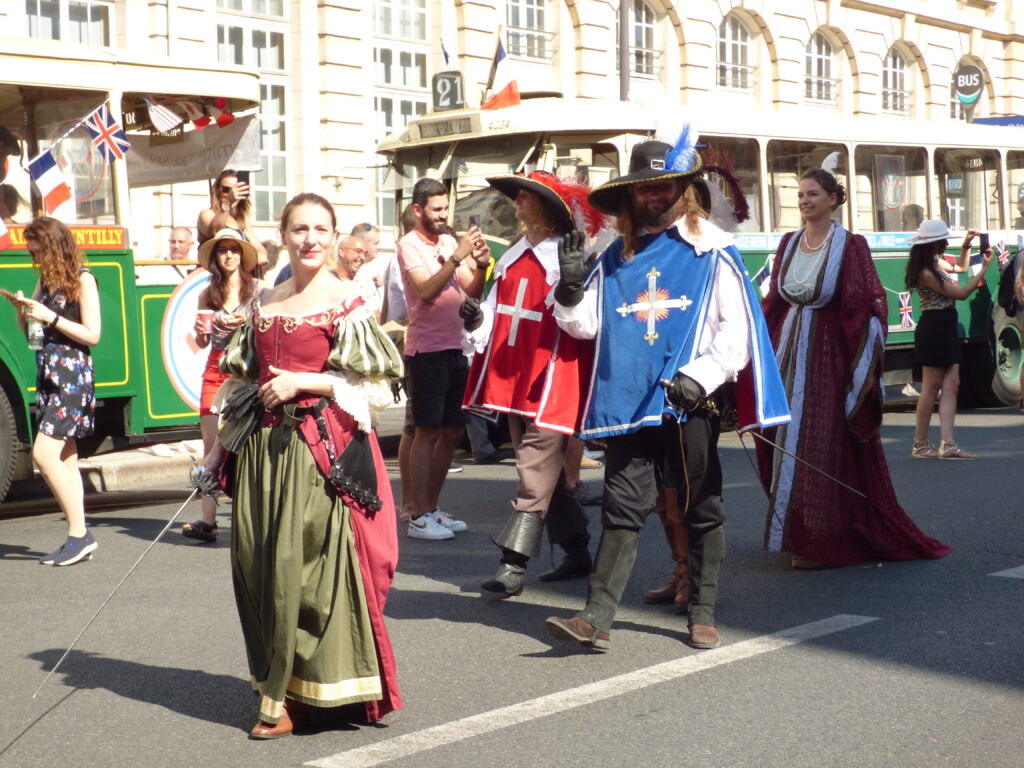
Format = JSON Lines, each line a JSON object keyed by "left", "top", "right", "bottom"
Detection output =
{"left": 219, "top": 186, "right": 234, "bottom": 194}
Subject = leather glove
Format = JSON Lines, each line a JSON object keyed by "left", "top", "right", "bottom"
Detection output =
{"left": 554, "top": 230, "right": 587, "bottom": 307}
{"left": 660, "top": 373, "right": 705, "bottom": 412}
{"left": 459, "top": 297, "right": 484, "bottom": 331}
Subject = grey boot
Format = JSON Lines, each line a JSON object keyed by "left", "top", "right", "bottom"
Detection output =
{"left": 481, "top": 562, "right": 526, "bottom": 598}
{"left": 577, "top": 527, "right": 640, "bottom": 637}
{"left": 687, "top": 524, "right": 725, "bottom": 630}
{"left": 491, "top": 510, "right": 545, "bottom": 560}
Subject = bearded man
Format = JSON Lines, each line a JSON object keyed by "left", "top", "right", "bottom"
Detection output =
{"left": 544, "top": 136, "right": 789, "bottom": 651}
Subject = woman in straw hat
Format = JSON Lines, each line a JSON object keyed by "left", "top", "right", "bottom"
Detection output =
{"left": 905, "top": 219, "right": 992, "bottom": 459}
{"left": 756, "top": 169, "right": 951, "bottom": 569}
{"left": 181, "top": 228, "right": 259, "bottom": 542}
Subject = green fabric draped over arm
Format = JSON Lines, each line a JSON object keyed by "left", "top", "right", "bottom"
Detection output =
{"left": 219, "top": 322, "right": 259, "bottom": 381}
{"left": 327, "top": 313, "right": 404, "bottom": 381}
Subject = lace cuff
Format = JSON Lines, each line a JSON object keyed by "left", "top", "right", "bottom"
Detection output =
{"left": 326, "top": 370, "right": 394, "bottom": 433}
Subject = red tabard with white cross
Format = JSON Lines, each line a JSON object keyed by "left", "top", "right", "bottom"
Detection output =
{"left": 463, "top": 249, "right": 593, "bottom": 434}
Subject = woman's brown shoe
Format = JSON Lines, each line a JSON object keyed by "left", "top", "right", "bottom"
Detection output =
{"left": 250, "top": 709, "right": 293, "bottom": 740}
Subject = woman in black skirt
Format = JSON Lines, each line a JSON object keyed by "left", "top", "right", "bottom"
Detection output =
{"left": 905, "top": 219, "right": 991, "bottom": 459}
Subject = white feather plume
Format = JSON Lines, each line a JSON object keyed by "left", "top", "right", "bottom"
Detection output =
{"left": 821, "top": 151, "right": 841, "bottom": 176}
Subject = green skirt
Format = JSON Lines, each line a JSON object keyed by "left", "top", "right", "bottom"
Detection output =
{"left": 232, "top": 423, "right": 381, "bottom": 723}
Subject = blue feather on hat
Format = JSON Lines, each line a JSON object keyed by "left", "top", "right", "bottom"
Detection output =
{"left": 664, "top": 122, "right": 698, "bottom": 174}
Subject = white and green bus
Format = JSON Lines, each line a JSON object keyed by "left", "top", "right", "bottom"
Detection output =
{"left": 378, "top": 94, "right": 1024, "bottom": 406}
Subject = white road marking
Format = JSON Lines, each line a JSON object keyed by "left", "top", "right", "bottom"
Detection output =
{"left": 989, "top": 565, "right": 1024, "bottom": 579}
{"left": 306, "top": 614, "right": 878, "bottom": 768}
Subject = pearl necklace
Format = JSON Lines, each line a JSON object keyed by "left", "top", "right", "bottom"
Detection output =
{"left": 800, "top": 222, "right": 833, "bottom": 252}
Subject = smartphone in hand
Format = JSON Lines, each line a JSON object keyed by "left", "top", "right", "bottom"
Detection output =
{"left": 469, "top": 215, "right": 481, "bottom": 229}
{"left": 979, "top": 233, "right": 990, "bottom": 253}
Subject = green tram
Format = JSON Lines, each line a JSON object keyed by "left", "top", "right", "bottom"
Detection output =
{"left": 0, "top": 43, "right": 259, "bottom": 500}
{"left": 378, "top": 95, "right": 1024, "bottom": 408}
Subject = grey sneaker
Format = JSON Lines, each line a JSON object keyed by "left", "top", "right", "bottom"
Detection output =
{"left": 46, "top": 531, "right": 98, "bottom": 566}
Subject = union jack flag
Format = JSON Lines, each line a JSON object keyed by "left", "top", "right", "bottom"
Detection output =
{"left": 898, "top": 291, "right": 915, "bottom": 328}
{"left": 995, "top": 240, "right": 1009, "bottom": 266}
{"left": 82, "top": 104, "right": 131, "bottom": 164}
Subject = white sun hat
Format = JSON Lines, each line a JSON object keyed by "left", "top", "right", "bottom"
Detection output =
{"left": 909, "top": 219, "right": 952, "bottom": 245}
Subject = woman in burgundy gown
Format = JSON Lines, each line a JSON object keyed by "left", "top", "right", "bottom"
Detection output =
{"left": 209, "top": 192, "right": 403, "bottom": 738}
{"left": 755, "top": 169, "right": 951, "bottom": 568}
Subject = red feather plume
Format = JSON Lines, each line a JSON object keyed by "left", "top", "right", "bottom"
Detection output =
{"left": 526, "top": 170, "right": 610, "bottom": 237}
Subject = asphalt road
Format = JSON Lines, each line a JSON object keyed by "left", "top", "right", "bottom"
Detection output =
{"left": 2, "top": 408, "right": 1023, "bottom": 768}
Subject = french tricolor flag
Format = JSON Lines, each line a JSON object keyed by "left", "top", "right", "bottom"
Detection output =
{"left": 27, "top": 150, "right": 75, "bottom": 219}
{"left": 481, "top": 38, "right": 520, "bottom": 110}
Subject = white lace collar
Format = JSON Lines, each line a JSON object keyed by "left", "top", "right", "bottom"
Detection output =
{"left": 493, "top": 235, "right": 561, "bottom": 286}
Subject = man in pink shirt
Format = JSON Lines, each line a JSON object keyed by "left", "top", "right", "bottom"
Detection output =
{"left": 397, "top": 177, "right": 490, "bottom": 541}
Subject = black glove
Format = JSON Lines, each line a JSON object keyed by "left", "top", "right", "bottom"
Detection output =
{"left": 459, "top": 297, "right": 484, "bottom": 331}
{"left": 554, "top": 230, "right": 587, "bottom": 307}
{"left": 660, "top": 373, "right": 705, "bottom": 412}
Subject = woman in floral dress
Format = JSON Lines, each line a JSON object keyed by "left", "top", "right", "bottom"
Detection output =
{"left": 2, "top": 217, "right": 101, "bottom": 566}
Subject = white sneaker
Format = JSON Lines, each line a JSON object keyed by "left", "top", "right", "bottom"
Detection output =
{"left": 408, "top": 513, "right": 455, "bottom": 540}
{"left": 429, "top": 508, "right": 468, "bottom": 532}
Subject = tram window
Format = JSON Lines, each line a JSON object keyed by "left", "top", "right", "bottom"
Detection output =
{"left": 853, "top": 145, "right": 928, "bottom": 232}
{"left": 699, "top": 137, "right": 761, "bottom": 233}
{"left": 552, "top": 143, "right": 619, "bottom": 189}
{"left": 382, "top": 144, "right": 451, "bottom": 230}
{"left": 767, "top": 140, "right": 847, "bottom": 233}
{"left": 450, "top": 136, "right": 537, "bottom": 241}
{"left": 1007, "top": 151, "right": 1024, "bottom": 230}
{"left": 34, "top": 96, "right": 116, "bottom": 224}
{"left": 934, "top": 148, "right": 1001, "bottom": 231}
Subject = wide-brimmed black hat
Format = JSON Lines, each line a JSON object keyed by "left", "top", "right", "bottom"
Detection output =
{"left": 486, "top": 171, "right": 575, "bottom": 234}
{"left": 588, "top": 140, "right": 703, "bottom": 215}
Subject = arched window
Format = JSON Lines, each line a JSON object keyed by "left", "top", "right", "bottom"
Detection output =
{"left": 717, "top": 16, "right": 751, "bottom": 90}
{"left": 805, "top": 32, "right": 834, "bottom": 102}
{"left": 507, "top": 0, "right": 552, "bottom": 60}
{"left": 615, "top": 2, "right": 658, "bottom": 76}
{"left": 882, "top": 47, "right": 908, "bottom": 113}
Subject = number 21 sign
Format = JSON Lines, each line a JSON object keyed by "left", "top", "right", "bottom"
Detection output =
{"left": 432, "top": 71, "right": 465, "bottom": 112}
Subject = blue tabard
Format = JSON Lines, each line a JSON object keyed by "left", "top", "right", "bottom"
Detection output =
{"left": 581, "top": 229, "right": 715, "bottom": 438}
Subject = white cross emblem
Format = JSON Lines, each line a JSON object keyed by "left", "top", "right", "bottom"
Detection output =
{"left": 615, "top": 267, "right": 693, "bottom": 345}
{"left": 496, "top": 277, "right": 544, "bottom": 347}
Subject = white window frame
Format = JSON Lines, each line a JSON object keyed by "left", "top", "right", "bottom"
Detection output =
{"left": 717, "top": 16, "right": 753, "bottom": 91}
{"left": 882, "top": 47, "right": 910, "bottom": 114}
{"left": 950, "top": 93, "right": 967, "bottom": 121}
{"left": 216, "top": 9, "right": 290, "bottom": 224}
{"left": 804, "top": 32, "right": 836, "bottom": 103}
{"left": 374, "top": 0, "right": 428, "bottom": 43}
{"left": 615, "top": 2, "right": 660, "bottom": 78}
{"left": 506, "top": 0, "right": 554, "bottom": 61}
{"left": 26, "top": 0, "right": 113, "bottom": 46}
{"left": 216, "top": 0, "right": 285, "bottom": 16}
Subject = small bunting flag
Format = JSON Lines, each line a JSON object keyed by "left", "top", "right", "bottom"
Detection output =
{"left": 898, "top": 291, "right": 914, "bottom": 328}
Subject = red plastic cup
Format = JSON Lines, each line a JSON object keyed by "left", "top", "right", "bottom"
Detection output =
{"left": 197, "top": 309, "right": 214, "bottom": 334}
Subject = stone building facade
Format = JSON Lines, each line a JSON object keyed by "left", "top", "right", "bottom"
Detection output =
{"left": 2, "top": 0, "right": 1022, "bottom": 253}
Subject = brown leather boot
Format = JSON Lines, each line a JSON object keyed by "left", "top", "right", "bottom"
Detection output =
{"left": 644, "top": 561, "right": 686, "bottom": 603}
{"left": 687, "top": 623, "right": 720, "bottom": 650}
{"left": 545, "top": 616, "right": 610, "bottom": 651}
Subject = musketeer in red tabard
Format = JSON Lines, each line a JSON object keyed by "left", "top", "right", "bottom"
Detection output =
{"left": 459, "top": 171, "right": 604, "bottom": 598}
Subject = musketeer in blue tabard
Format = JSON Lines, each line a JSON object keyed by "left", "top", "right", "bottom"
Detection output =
{"left": 544, "top": 129, "right": 789, "bottom": 652}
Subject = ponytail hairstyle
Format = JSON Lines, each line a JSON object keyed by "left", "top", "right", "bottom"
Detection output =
{"left": 800, "top": 168, "right": 847, "bottom": 211}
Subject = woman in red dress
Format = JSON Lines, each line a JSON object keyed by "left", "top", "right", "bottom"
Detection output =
{"left": 756, "top": 169, "right": 951, "bottom": 568}
{"left": 182, "top": 228, "right": 258, "bottom": 542}
{"left": 200, "top": 192, "right": 403, "bottom": 738}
